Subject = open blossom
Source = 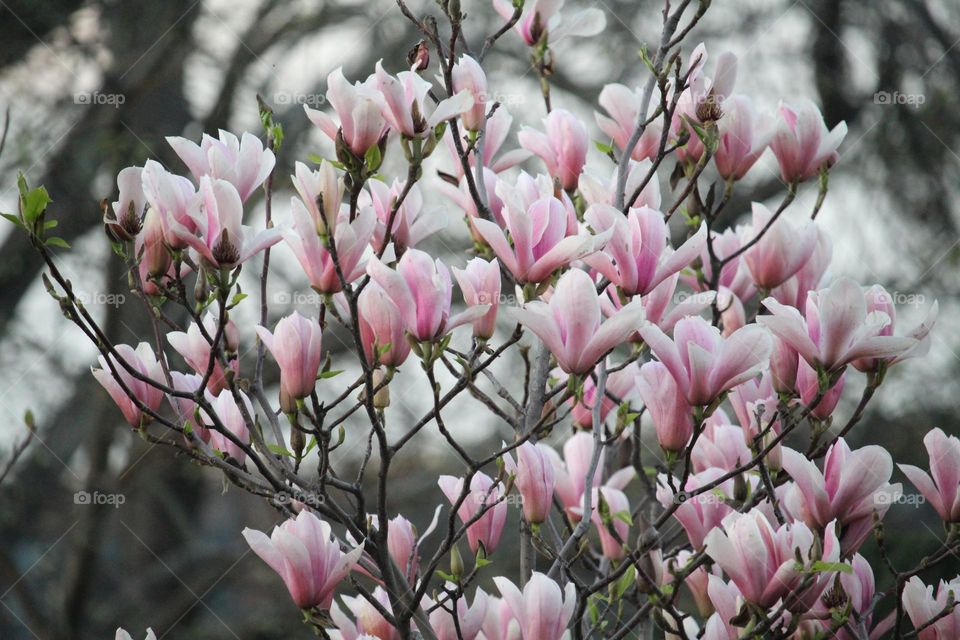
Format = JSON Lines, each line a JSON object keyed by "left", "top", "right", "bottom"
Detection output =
{"left": 284, "top": 199, "right": 374, "bottom": 294}
{"left": 171, "top": 176, "right": 282, "bottom": 268}
{"left": 518, "top": 109, "right": 588, "bottom": 191}
{"left": 305, "top": 67, "right": 387, "bottom": 157}
{"left": 811, "top": 554, "right": 895, "bottom": 640}
{"left": 503, "top": 441, "right": 556, "bottom": 524}
{"left": 637, "top": 361, "right": 694, "bottom": 452}
{"left": 167, "top": 314, "right": 238, "bottom": 393}
{"left": 686, "top": 226, "right": 756, "bottom": 302}
{"left": 713, "top": 95, "right": 773, "bottom": 180}
{"left": 291, "top": 160, "right": 343, "bottom": 236}
{"left": 902, "top": 576, "right": 960, "bottom": 640}
{"left": 436, "top": 167, "right": 505, "bottom": 243}
{"left": 511, "top": 268, "right": 646, "bottom": 374}
{"left": 92, "top": 343, "right": 165, "bottom": 427}
{"left": 781, "top": 438, "right": 901, "bottom": 553}
{"left": 757, "top": 277, "right": 918, "bottom": 372}
{"left": 703, "top": 509, "right": 840, "bottom": 608}
{"left": 243, "top": 510, "right": 363, "bottom": 610}
{"left": 107, "top": 166, "right": 146, "bottom": 239}
{"left": 473, "top": 195, "right": 599, "bottom": 285}
{"left": 545, "top": 432, "right": 634, "bottom": 517}
{"left": 438, "top": 472, "right": 507, "bottom": 554}
{"left": 852, "top": 284, "right": 939, "bottom": 372}
{"left": 567, "top": 361, "right": 638, "bottom": 428}
{"left": 167, "top": 129, "right": 275, "bottom": 202}
{"left": 141, "top": 160, "right": 197, "bottom": 249}
{"left": 333, "top": 587, "right": 398, "bottom": 640}
{"left": 374, "top": 61, "right": 474, "bottom": 138}
{"left": 492, "top": 0, "right": 605, "bottom": 46}
{"left": 657, "top": 468, "right": 735, "bottom": 549}
{"left": 691, "top": 422, "right": 752, "bottom": 473}
{"left": 202, "top": 388, "right": 252, "bottom": 463}
{"left": 742, "top": 203, "right": 819, "bottom": 290}
{"left": 451, "top": 257, "right": 501, "bottom": 339}
{"left": 771, "top": 225, "right": 832, "bottom": 309}
{"left": 364, "top": 178, "right": 444, "bottom": 254}
{"left": 584, "top": 486, "right": 631, "bottom": 560}
{"left": 899, "top": 428, "right": 960, "bottom": 523}
{"left": 256, "top": 311, "right": 323, "bottom": 413}
{"left": 366, "top": 250, "right": 488, "bottom": 343}
{"left": 595, "top": 83, "right": 662, "bottom": 162}
{"left": 583, "top": 204, "right": 707, "bottom": 297}
{"left": 443, "top": 108, "right": 531, "bottom": 177}
{"left": 451, "top": 55, "right": 488, "bottom": 132}
{"left": 770, "top": 99, "right": 847, "bottom": 183}
{"left": 357, "top": 281, "right": 412, "bottom": 367}
{"left": 639, "top": 315, "right": 772, "bottom": 406}
{"left": 426, "top": 588, "right": 489, "bottom": 640}
{"left": 493, "top": 573, "right": 575, "bottom": 640}
{"left": 796, "top": 357, "right": 846, "bottom": 419}
{"left": 680, "top": 44, "right": 738, "bottom": 124}
{"left": 168, "top": 371, "right": 209, "bottom": 443}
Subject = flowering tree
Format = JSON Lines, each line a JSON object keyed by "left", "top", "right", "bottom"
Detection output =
{"left": 4, "top": 0, "right": 957, "bottom": 638}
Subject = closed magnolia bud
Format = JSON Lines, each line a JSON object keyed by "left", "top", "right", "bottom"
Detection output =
{"left": 449, "top": 544, "right": 464, "bottom": 578}
{"left": 372, "top": 368, "right": 390, "bottom": 409}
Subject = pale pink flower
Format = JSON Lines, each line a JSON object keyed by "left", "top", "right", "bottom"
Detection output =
{"left": 503, "top": 441, "right": 557, "bottom": 523}
{"left": 492, "top": 573, "right": 575, "bottom": 640}
{"left": 742, "top": 203, "right": 819, "bottom": 290}
{"left": 167, "top": 129, "right": 275, "bottom": 202}
{"left": 595, "top": 83, "right": 662, "bottom": 162}
{"left": 438, "top": 472, "right": 507, "bottom": 554}
{"left": 902, "top": 576, "right": 960, "bottom": 640}
{"left": 657, "top": 468, "right": 735, "bottom": 549}
{"left": 374, "top": 61, "right": 474, "bottom": 138}
{"left": 357, "top": 281, "right": 412, "bottom": 367}
{"left": 291, "top": 160, "right": 343, "bottom": 236}
{"left": 492, "top": 0, "right": 605, "bottom": 46}
{"left": 451, "top": 257, "right": 502, "bottom": 339}
{"left": 92, "top": 343, "right": 165, "bottom": 427}
{"left": 636, "top": 360, "right": 694, "bottom": 452}
{"left": 899, "top": 428, "right": 960, "bottom": 523}
{"left": 518, "top": 109, "right": 588, "bottom": 191}
{"left": 256, "top": 311, "right": 323, "bottom": 412}
{"left": 713, "top": 95, "right": 773, "bottom": 180}
{"left": 305, "top": 67, "right": 388, "bottom": 157}
{"left": 770, "top": 99, "right": 847, "bottom": 183}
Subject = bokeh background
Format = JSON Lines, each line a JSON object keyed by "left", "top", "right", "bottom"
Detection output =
{"left": 0, "top": 0, "right": 958, "bottom": 637}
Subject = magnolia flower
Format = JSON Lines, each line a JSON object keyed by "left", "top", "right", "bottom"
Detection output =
{"left": 374, "top": 61, "right": 474, "bottom": 138}
{"left": 105, "top": 166, "right": 146, "bottom": 241}
{"left": 691, "top": 422, "right": 752, "bottom": 473}
{"left": 503, "top": 441, "right": 556, "bottom": 523}
{"left": 436, "top": 167, "right": 505, "bottom": 243}
{"left": 92, "top": 343, "right": 165, "bottom": 427}
{"left": 243, "top": 510, "right": 363, "bottom": 610}
{"left": 757, "top": 277, "right": 918, "bottom": 372}
{"left": 291, "top": 160, "right": 343, "bottom": 236}
{"left": 305, "top": 67, "right": 388, "bottom": 157}
{"left": 167, "top": 314, "right": 238, "bottom": 393}
{"left": 283, "top": 199, "right": 374, "bottom": 294}
{"left": 686, "top": 226, "right": 756, "bottom": 302}
{"left": 332, "top": 587, "right": 399, "bottom": 640}
{"left": 595, "top": 84, "right": 662, "bottom": 162}
{"left": 713, "top": 95, "right": 773, "bottom": 180}
{"left": 579, "top": 159, "right": 662, "bottom": 211}
{"left": 771, "top": 225, "right": 833, "bottom": 310}
{"left": 852, "top": 284, "right": 939, "bottom": 372}
{"left": 202, "top": 388, "right": 252, "bottom": 463}
{"left": 810, "top": 554, "right": 894, "bottom": 640}
{"left": 703, "top": 509, "right": 840, "bottom": 608}
{"left": 639, "top": 315, "right": 772, "bottom": 406}
{"left": 256, "top": 311, "right": 323, "bottom": 413}
{"left": 899, "top": 428, "right": 960, "bottom": 523}
{"left": 742, "top": 203, "right": 819, "bottom": 290}
{"left": 426, "top": 587, "right": 489, "bottom": 640}
{"left": 600, "top": 276, "right": 714, "bottom": 341}
{"left": 480, "top": 596, "right": 522, "bottom": 640}
{"left": 443, "top": 108, "right": 531, "bottom": 177}
{"left": 493, "top": 573, "right": 575, "bottom": 640}
{"left": 492, "top": 0, "right": 605, "bottom": 46}
{"left": 511, "top": 268, "right": 646, "bottom": 374}
{"left": 567, "top": 361, "right": 638, "bottom": 428}
{"left": 451, "top": 55, "right": 488, "bottom": 132}
{"left": 770, "top": 99, "right": 847, "bottom": 183}
{"left": 438, "top": 472, "right": 507, "bottom": 554}
{"left": 366, "top": 250, "right": 488, "bottom": 343}
{"left": 679, "top": 44, "right": 738, "bottom": 124}
{"left": 546, "top": 432, "right": 634, "bottom": 518}
{"left": 796, "top": 357, "right": 846, "bottom": 419}
{"left": 168, "top": 371, "right": 209, "bottom": 443}
{"left": 657, "top": 468, "right": 735, "bottom": 549}
{"left": 141, "top": 159, "right": 197, "bottom": 249}
{"left": 518, "top": 109, "right": 588, "bottom": 191}
{"left": 137, "top": 208, "right": 171, "bottom": 288}
{"left": 357, "top": 281, "right": 412, "bottom": 367}
{"left": 451, "top": 257, "right": 502, "bottom": 339}
{"left": 585, "top": 486, "right": 630, "bottom": 560}
{"left": 583, "top": 204, "right": 707, "bottom": 297}
{"left": 636, "top": 361, "right": 694, "bottom": 452}
{"left": 171, "top": 177, "right": 282, "bottom": 268}
{"left": 167, "top": 129, "right": 274, "bottom": 202}
{"left": 781, "top": 438, "right": 901, "bottom": 553}
{"left": 364, "top": 178, "right": 444, "bottom": 254}
{"left": 902, "top": 576, "right": 960, "bottom": 640}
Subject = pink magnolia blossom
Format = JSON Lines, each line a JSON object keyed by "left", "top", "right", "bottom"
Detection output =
{"left": 426, "top": 588, "right": 489, "bottom": 640}
{"left": 374, "top": 61, "right": 474, "bottom": 138}
{"left": 291, "top": 160, "right": 343, "bottom": 236}
{"left": 168, "top": 371, "right": 209, "bottom": 443}
{"left": 691, "top": 423, "right": 752, "bottom": 473}
{"left": 713, "top": 95, "right": 773, "bottom": 180}
{"left": 781, "top": 438, "right": 901, "bottom": 553}
{"left": 852, "top": 284, "right": 939, "bottom": 372}
{"left": 518, "top": 109, "right": 588, "bottom": 191}
{"left": 768, "top": 335, "right": 799, "bottom": 394}
{"left": 305, "top": 67, "right": 388, "bottom": 158}
{"left": 438, "top": 472, "right": 508, "bottom": 554}
{"left": 137, "top": 208, "right": 171, "bottom": 288}
{"left": 899, "top": 428, "right": 960, "bottom": 523}
{"left": 503, "top": 441, "right": 556, "bottom": 523}
{"left": 810, "top": 554, "right": 895, "bottom": 640}
{"left": 685, "top": 226, "right": 756, "bottom": 302}
{"left": 579, "top": 159, "right": 662, "bottom": 211}
{"left": 171, "top": 176, "right": 282, "bottom": 268}
{"left": 545, "top": 432, "right": 634, "bottom": 518}
{"left": 742, "top": 203, "right": 819, "bottom": 290}
{"left": 283, "top": 198, "right": 374, "bottom": 294}
{"left": 443, "top": 108, "right": 531, "bottom": 177}
{"left": 902, "top": 576, "right": 960, "bottom": 640}
{"left": 110, "top": 166, "right": 146, "bottom": 234}
{"left": 243, "top": 510, "right": 362, "bottom": 610}
{"left": 703, "top": 509, "right": 840, "bottom": 608}
{"left": 492, "top": 0, "right": 605, "bottom": 46}
{"left": 636, "top": 360, "right": 694, "bottom": 452}
{"left": 583, "top": 204, "right": 707, "bottom": 297}
{"left": 366, "top": 250, "right": 488, "bottom": 343}
{"left": 92, "top": 343, "right": 165, "bottom": 427}
{"left": 202, "top": 388, "right": 252, "bottom": 463}
{"left": 595, "top": 83, "right": 662, "bottom": 162}
{"left": 585, "top": 486, "right": 631, "bottom": 560}
{"left": 492, "top": 572, "right": 575, "bottom": 640}
{"left": 769, "top": 99, "right": 847, "bottom": 183}
{"left": 451, "top": 55, "right": 488, "bottom": 132}
{"left": 771, "top": 225, "right": 832, "bottom": 309}
{"left": 141, "top": 159, "right": 197, "bottom": 250}
{"left": 757, "top": 277, "right": 918, "bottom": 372}
{"left": 332, "top": 587, "right": 398, "bottom": 640}
{"left": 167, "top": 314, "right": 238, "bottom": 393}
{"left": 479, "top": 596, "right": 522, "bottom": 640}
{"left": 600, "top": 276, "right": 714, "bottom": 342}
{"left": 679, "top": 44, "right": 738, "bottom": 124}
{"left": 256, "top": 311, "right": 323, "bottom": 413}
{"left": 511, "top": 268, "right": 646, "bottom": 374}
{"left": 364, "top": 178, "right": 444, "bottom": 254}
{"left": 167, "top": 129, "right": 275, "bottom": 202}
{"left": 657, "top": 468, "right": 735, "bottom": 549}
{"left": 639, "top": 315, "right": 772, "bottom": 406}
{"left": 796, "top": 357, "right": 846, "bottom": 419}
{"left": 357, "top": 281, "right": 412, "bottom": 367}
{"left": 567, "top": 361, "right": 638, "bottom": 428}
{"left": 451, "top": 257, "right": 502, "bottom": 339}
{"left": 436, "top": 167, "right": 505, "bottom": 243}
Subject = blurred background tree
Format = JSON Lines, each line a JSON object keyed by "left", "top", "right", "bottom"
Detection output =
{"left": 0, "top": 0, "right": 957, "bottom": 637}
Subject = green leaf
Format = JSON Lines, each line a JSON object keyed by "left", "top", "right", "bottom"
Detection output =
{"left": 810, "top": 561, "right": 853, "bottom": 574}
{"left": 267, "top": 443, "right": 294, "bottom": 458}
{"left": 614, "top": 564, "right": 636, "bottom": 599}
{"left": 45, "top": 237, "right": 71, "bottom": 249}
{"left": 19, "top": 176, "right": 52, "bottom": 225}
{"left": 307, "top": 153, "right": 327, "bottom": 164}
{"left": 1, "top": 212, "right": 23, "bottom": 228}
{"left": 435, "top": 570, "right": 456, "bottom": 582}
{"left": 317, "top": 369, "right": 343, "bottom": 379}
{"left": 613, "top": 510, "right": 633, "bottom": 526}
{"left": 364, "top": 144, "right": 382, "bottom": 172}
{"left": 230, "top": 292, "right": 248, "bottom": 306}
{"left": 594, "top": 140, "right": 614, "bottom": 155}
{"left": 303, "top": 436, "right": 318, "bottom": 456}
